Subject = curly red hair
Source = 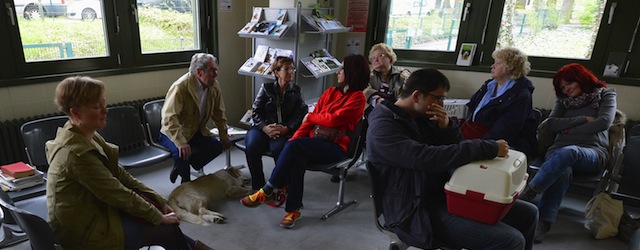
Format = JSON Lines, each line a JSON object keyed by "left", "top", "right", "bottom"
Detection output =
{"left": 552, "top": 63, "right": 606, "bottom": 98}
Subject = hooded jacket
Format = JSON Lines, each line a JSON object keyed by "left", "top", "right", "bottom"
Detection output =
{"left": 46, "top": 122, "right": 165, "bottom": 249}
{"left": 466, "top": 77, "right": 538, "bottom": 159}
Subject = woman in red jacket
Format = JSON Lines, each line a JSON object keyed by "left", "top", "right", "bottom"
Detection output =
{"left": 241, "top": 54, "right": 369, "bottom": 229}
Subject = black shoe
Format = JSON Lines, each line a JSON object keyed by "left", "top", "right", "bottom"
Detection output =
{"left": 519, "top": 185, "right": 540, "bottom": 203}
{"left": 169, "top": 166, "right": 178, "bottom": 183}
{"left": 534, "top": 220, "right": 551, "bottom": 243}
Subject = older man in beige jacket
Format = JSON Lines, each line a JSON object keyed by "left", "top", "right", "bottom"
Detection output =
{"left": 160, "top": 53, "right": 232, "bottom": 183}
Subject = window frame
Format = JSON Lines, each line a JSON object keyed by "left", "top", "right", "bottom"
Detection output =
{"left": 0, "top": 0, "right": 217, "bottom": 87}
{"left": 369, "top": 0, "right": 640, "bottom": 85}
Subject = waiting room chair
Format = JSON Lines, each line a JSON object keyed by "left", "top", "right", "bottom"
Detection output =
{"left": 305, "top": 117, "right": 367, "bottom": 220}
{"left": 529, "top": 109, "right": 627, "bottom": 195}
{"left": 141, "top": 100, "right": 206, "bottom": 176}
{"left": 0, "top": 190, "right": 28, "bottom": 248}
{"left": 142, "top": 99, "right": 166, "bottom": 148}
{"left": 366, "top": 161, "right": 409, "bottom": 250}
{"left": 611, "top": 124, "right": 640, "bottom": 207}
{"left": 0, "top": 190, "right": 57, "bottom": 250}
{"left": 20, "top": 116, "right": 69, "bottom": 172}
{"left": 98, "top": 106, "right": 171, "bottom": 168}
{"left": 234, "top": 140, "right": 273, "bottom": 158}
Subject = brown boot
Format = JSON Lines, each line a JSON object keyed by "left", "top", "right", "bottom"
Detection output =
{"left": 194, "top": 240, "right": 215, "bottom": 250}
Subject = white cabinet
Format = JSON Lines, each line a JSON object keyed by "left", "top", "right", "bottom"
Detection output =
{"left": 237, "top": 4, "right": 350, "bottom": 101}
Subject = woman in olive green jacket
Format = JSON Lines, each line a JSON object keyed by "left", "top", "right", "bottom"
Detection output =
{"left": 46, "top": 76, "right": 213, "bottom": 250}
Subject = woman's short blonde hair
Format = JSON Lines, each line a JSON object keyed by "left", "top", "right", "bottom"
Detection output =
{"left": 369, "top": 43, "right": 398, "bottom": 64}
{"left": 492, "top": 47, "right": 531, "bottom": 79}
{"left": 55, "top": 76, "right": 105, "bottom": 115}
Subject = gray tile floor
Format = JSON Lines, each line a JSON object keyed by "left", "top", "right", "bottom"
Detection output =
{"left": 2, "top": 148, "right": 630, "bottom": 249}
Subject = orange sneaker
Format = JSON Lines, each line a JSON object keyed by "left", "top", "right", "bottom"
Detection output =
{"left": 267, "top": 186, "right": 287, "bottom": 207}
{"left": 279, "top": 210, "right": 301, "bottom": 229}
{"left": 240, "top": 189, "right": 273, "bottom": 207}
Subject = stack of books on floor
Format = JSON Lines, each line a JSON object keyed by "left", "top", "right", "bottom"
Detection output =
{"left": 0, "top": 162, "right": 44, "bottom": 191}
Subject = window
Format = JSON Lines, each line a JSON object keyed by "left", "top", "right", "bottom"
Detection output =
{"left": 497, "top": 0, "right": 607, "bottom": 60}
{"left": 386, "top": 0, "right": 466, "bottom": 51}
{"left": 0, "top": 0, "right": 214, "bottom": 85}
{"left": 16, "top": 0, "right": 109, "bottom": 62}
{"left": 136, "top": 0, "right": 200, "bottom": 54}
{"left": 370, "top": 0, "right": 640, "bottom": 84}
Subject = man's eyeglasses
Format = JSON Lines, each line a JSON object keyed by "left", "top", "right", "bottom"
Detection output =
{"left": 204, "top": 67, "right": 218, "bottom": 74}
{"left": 427, "top": 93, "right": 447, "bottom": 102}
{"left": 369, "top": 54, "right": 386, "bottom": 62}
{"left": 279, "top": 68, "right": 296, "bottom": 73}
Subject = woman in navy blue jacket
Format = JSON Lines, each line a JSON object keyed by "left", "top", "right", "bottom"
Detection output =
{"left": 462, "top": 47, "right": 538, "bottom": 159}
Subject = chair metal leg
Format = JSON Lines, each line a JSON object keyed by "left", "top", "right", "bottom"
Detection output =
{"left": 223, "top": 148, "right": 245, "bottom": 170}
{"left": 321, "top": 168, "right": 356, "bottom": 220}
{"left": 353, "top": 149, "right": 367, "bottom": 169}
{"left": 0, "top": 224, "right": 28, "bottom": 247}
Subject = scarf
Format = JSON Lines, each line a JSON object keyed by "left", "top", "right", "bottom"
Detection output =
{"left": 472, "top": 79, "right": 516, "bottom": 121}
{"left": 561, "top": 88, "right": 603, "bottom": 110}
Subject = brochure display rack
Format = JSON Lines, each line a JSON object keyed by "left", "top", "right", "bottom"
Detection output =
{"left": 237, "top": 4, "right": 351, "bottom": 101}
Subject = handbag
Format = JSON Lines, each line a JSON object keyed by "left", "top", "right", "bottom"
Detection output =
{"left": 584, "top": 192, "right": 624, "bottom": 239}
{"left": 459, "top": 119, "right": 490, "bottom": 139}
{"left": 312, "top": 125, "right": 343, "bottom": 143}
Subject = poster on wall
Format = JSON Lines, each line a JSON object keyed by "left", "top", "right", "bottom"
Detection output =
{"left": 347, "top": 0, "right": 369, "bottom": 32}
{"left": 218, "top": 0, "right": 232, "bottom": 12}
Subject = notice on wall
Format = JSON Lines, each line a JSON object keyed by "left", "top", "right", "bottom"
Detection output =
{"left": 346, "top": 37, "right": 362, "bottom": 55}
{"left": 346, "top": 0, "right": 369, "bottom": 33}
{"left": 219, "top": 0, "right": 232, "bottom": 12}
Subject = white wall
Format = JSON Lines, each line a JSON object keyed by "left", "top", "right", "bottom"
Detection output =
{"left": 437, "top": 69, "right": 640, "bottom": 120}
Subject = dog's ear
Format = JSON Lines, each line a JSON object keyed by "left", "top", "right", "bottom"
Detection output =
{"left": 227, "top": 167, "right": 241, "bottom": 178}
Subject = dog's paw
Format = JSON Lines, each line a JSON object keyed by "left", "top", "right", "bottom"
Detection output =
{"left": 202, "top": 213, "right": 226, "bottom": 224}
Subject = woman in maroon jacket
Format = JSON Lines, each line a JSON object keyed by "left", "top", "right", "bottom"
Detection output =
{"left": 240, "top": 54, "right": 369, "bottom": 229}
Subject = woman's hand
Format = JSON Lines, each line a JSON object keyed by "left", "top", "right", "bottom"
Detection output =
{"left": 585, "top": 116, "right": 595, "bottom": 122}
{"left": 262, "top": 124, "right": 281, "bottom": 139}
{"left": 160, "top": 212, "right": 180, "bottom": 225}
{"left": 273, "top": 124, "right": 290, "bottom": 137}
{"left": 161, "top": 204, "right": 174, "bottom": 214}
{"left": 426, "top": 103, "right": 449, "bottom": 128}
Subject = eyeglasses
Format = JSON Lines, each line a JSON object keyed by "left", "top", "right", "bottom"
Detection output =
{"left": 426, "top": 93, "right": 447, "bottom": 102}
{"left": 369, "top": 53, "right": 387, "bottom": 62}
{"left": 204, "top": 67, "right": 218, "bottom": 74}
{"left": 279, "top": 68, "right": 296, "bottom": 73}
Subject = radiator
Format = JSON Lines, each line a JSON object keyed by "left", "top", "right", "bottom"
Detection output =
{"left": 0, "top": 97, "right": 163, "bottom": 166}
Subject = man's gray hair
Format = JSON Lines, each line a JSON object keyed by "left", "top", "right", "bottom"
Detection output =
{"left": 189, "top": 53, "right": 217, "bottom": 75}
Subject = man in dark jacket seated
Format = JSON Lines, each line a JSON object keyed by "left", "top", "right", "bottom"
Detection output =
{"left": 366, "top": 68, "right": 538, "bottom": 250}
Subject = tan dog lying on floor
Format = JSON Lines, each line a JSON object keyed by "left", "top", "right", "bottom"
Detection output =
{"left": 168, "top": 167, "right": 253, "bottom": 225}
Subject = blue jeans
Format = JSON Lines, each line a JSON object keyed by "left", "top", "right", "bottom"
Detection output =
{"left": 267, "top": 137, "right": 347, "bottom": 213}
{"left": 530, "top": 145, "right": 602, "bottom": 222}
{"left": 244, "top": 126, "right": 288, "bottom": 190}
{"left": 429, "top": 200, "right": 538, "bottom": 250}
{"left": 158, "top": 132, "right": 223, "bottom": 182}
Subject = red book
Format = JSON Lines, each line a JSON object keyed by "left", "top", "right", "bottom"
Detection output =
{"left": 1, "top": 162, "right": 35, "bottom": 178}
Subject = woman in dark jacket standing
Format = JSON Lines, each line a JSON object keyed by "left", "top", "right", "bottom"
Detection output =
{"left": 462, "top": 47, "right": 538, "bottom": 159}
{"left": 244, "top": 56, "right": 308, "bottom": 192}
